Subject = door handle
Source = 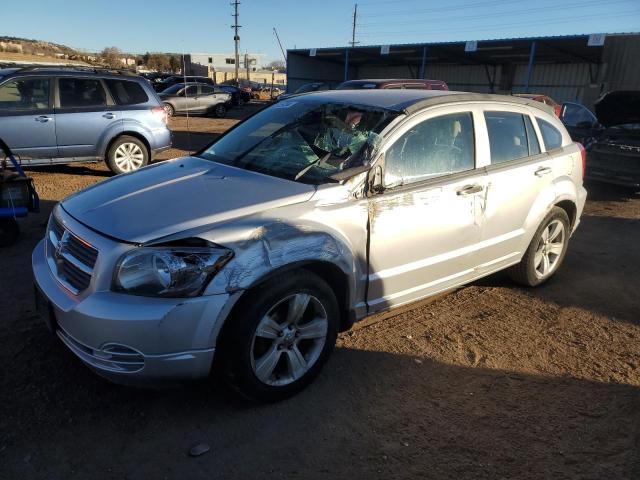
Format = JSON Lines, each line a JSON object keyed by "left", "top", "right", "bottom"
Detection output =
{"left": 35, "top": 115, "right": 52, "bottom": 123}
{"left": 456, "top": 184, "right": 484, "bottom": 196}
{"left": 103, "top": 112, "right": 116, "bottom": 119}
{"left": 535, "top": 166, "right": 552, "bottom": 177}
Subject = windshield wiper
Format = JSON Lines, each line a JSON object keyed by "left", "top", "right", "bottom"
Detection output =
{"left": 294, "top": 152, "right": 331, "bottom": 181}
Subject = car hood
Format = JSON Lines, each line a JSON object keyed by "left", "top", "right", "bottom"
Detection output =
{"left": 595, "top": 91, "right": 640, "bottom": 128}
{"left": 61, "top": 157, "right": 316, "bottom": 244}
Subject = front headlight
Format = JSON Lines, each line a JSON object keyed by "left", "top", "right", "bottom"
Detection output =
{"left": 113, "top": 247, "right": 233, "bottom": 297}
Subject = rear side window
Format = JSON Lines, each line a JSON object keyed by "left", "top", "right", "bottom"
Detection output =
{"left": 385, "top": 112, "right": 475, "bottom": 187}
{"left": 0, "top": 78, "right": 50, "bottom": 111}
{"left": 201, "top": 86, "right": 215, "bottom": 95}
{"left": 59, "top": 78, "right": 106, "bottom": 108}
{"left": 105, "top": 79, "right": 148, "bottom": 105}
{"left": 537, "top": 118, "right": 563, "bottom": 150}
{"left": 485, "top": 111, "right": 534, "bottom": 164}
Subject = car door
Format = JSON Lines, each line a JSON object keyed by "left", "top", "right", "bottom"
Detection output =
{"left": 474, "top": 108, "right": 555, "bottom": 273}
{"left": 55, "top": 76, "right": 122, "bottom": 158}
{"left": 0, "top": 76, "right": 58, "bottom": 160}
{"left": 175, "top": 85, "right": 200, "bottom": 113}
{"left": 560, "top": 102, "right": 599, "bottom": 143}
{"left": 197, "top": 85, "right": 221, "bottom": 113}
{"left": 367, "top": 107, "right": 487, "bottom": 312}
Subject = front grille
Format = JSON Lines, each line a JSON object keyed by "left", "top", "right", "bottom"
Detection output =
{"left": 47, "top": 216, "right": 99, "bottom": 294}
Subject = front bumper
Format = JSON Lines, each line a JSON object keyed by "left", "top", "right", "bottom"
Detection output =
{"left": 32, "top": 231, "right": 234, "bottom": 386}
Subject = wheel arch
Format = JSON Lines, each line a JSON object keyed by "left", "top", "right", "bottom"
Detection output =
{"left": 103, "top": 131, "right": 151, "bottom": 161}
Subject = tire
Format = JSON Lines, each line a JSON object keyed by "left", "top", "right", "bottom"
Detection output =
{"left": 507, "top": 207, "right": 571, "bottom": 287}
{"left": 0, "top": 218, "right": 19, "bottom": 247}
{"left": 220, "top": 269, "right": 339, "bottom": 402}
{"left": 106, "top": 135, "right": 149, "bottom": 175}
{"left": 163, "top": 102, "right": 175, "bottom": 117}
{"left": 213, "top": 104, "right": 227, "bottom": 118}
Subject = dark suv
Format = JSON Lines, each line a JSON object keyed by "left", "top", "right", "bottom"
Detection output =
{"left": 0, "top": 66, "right": 171, "bottom": 174}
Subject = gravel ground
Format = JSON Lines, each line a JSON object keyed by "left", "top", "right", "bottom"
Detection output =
{"left": 1, "top": 105, "right": 639, "bottom": 480}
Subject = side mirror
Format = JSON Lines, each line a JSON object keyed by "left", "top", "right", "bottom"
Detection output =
{"left": 369, "top": 164, "right": 384, "bottom": 194}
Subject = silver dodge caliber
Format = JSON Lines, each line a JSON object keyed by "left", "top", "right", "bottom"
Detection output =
{"left": 32, "top": 90, "right": 587, "bottom": 401}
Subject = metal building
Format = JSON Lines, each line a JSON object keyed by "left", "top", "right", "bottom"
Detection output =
{"left": 286, "top": 33, "right": 640, "bottom": 107}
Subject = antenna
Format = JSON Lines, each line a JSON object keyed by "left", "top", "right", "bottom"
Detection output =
{"left": 350, "top": 3, "right": 359, "bottom": 48}
{"left": 273, "top": 28, "right": 287, "bottom": 66}
{"left": 231, "top": 0, "right": 241, "bottom": 84}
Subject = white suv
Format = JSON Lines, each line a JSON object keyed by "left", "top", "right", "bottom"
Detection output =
{"left": 33, "top": 90, "right": 587, "bottom": 401}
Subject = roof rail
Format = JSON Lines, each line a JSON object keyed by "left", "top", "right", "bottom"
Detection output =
{"left": 10, "top": 65, "right": 139, "bottom": 76}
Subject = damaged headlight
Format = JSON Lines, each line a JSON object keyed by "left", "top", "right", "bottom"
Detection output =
{"left": 113, "top": 247, "right": 233, "bottom": 297}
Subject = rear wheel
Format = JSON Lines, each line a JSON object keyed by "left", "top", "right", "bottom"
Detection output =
{"left": 220, "top": 270, "right": 339, "bottom": 402}
{"left": 106, "top": 136, "right": 149, "bottom": 174}
{"left": 507, "top": 207, "right": 570, "bottom": 286}
{"left": 163, "top": 102, "right": 175, "bottom": 117}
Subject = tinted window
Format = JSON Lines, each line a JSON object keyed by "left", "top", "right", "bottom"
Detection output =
{"left": 59, "top": 78, "right": 106, "bottom": 108}
{"left": 105, "top": 79, "right": 148, "bottom": 105}
{"left": 537, "top": 118, "right": 563, "bottom": 150}
{"left": 0, "top": 78, "right": 50, "bottom": 111}
{"left": 385, "top": 112, "right": 475, "bottom": 187}
{"left": 201, "top": 86, "right": 215, "bottom": 95}
{"left": 484, "top": 111, "right": 530, "bottom": 164}
{"left": 561, "top": 103, "right": 596, "bottom": 128}
{"left": 184, "top": 85, "right": 198, "bottom": 96}
{"left": 524, "top": 115, "right": 541, "bottom": 155}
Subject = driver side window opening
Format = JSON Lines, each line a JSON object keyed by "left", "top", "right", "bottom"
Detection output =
{"left": 384, "top": 112, "right": 475, "bottom": 188}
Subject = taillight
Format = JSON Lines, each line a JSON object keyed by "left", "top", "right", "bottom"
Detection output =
{"left": 554, "top": 105, "right": 562, "bottom": 117}
{"left": 577, "top": 142, "right": 586, "bottom": 179}
{"left": 151, "top": 106, "right": 168, "bottom": 124}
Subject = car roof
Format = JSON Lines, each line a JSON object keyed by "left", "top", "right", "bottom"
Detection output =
{"left": 286, "top": 89, "right": 555, "bottom": 115}
{"left": 342, "top": 78, "right": 444, "bottom": 85}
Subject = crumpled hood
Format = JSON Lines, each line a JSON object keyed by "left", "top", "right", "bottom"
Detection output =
{"left": 61, "top": 156, "right": 316, "bottom": 244}
{"left": 595, "top": 91, "right": 640, "bottom": 128}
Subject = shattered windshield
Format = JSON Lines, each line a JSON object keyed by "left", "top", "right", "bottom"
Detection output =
{"left": 198, "top": 99, "right": 396, "bottom": 184}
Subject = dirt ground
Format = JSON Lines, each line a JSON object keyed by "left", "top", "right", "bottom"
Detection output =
{"left": 1, "top": 105, "right": 639, "bottom": 480}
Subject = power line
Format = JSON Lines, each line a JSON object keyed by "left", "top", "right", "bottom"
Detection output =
{"left": 356, "top": 10, "right": 640, "bottom": 37}
{"left": 358, "top": 0, "right": 635, "bottom": 27}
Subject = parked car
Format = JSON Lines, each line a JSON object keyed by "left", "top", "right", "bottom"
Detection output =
{"left": 513, "top": 93, "right": 561, "bottom": 117}
{"left": 32, "top": 90, "right": 586, "bottom": 402}
{"left": 277, "top": 82, "right": 333, "bottom": 102}
{"left": 561, "top": 91, "right": 640, "bottom": 188}
{"left": 153, "top": 75, "right": 214, "bottom": 92}
{"left": 217, "top": 85, "right": 252, "bottom": 106}
{"left": 158, "top": 82, "right": 231, "bottom": 117}
{"left": 336, "top": 78, "right": 449, "bottom": 90}
{"left": 0, "top": 66, "right": 171, "bottom": 174}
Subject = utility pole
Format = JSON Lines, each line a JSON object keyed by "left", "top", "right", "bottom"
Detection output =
{"left": 273, "top": 27, "right": 287, "bottom": 67}
{"left": 231, "top": 0, "right": 241, "bottom": 84}
{"left": 350, "top": 3, "right": 359, "bottom": 48}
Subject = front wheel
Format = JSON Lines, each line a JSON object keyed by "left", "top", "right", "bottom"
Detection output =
{"left": 220, "top": 270, "right": 339, "bottom": 402}
{"left": 106, "top": 136, "right": 149, "bottom": 174}
{"left": 163, "top": 102, "right": 175, "bottom": 117}
{"left": 507, "top": 207, "right": 570, "bottom": 286}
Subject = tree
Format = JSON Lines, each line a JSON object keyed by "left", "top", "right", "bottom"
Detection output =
{"left": 169, "top": 55, "right": 181, "bottom": 73}
{"left": 265, "top": 60, "right": 285, "bottom": 71}
{"left": 100, "top": 47, "right": 123, "bottom": 68}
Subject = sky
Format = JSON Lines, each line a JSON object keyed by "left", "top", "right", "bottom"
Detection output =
{"left": 1, "top": 0, "right": 639, "bottom": 65}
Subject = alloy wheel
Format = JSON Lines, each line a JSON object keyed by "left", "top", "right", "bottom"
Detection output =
{"left": 250, "top": 293, "right": 328, "bottom": 386}
{"left": 534, "top": 219, "right": 565, "bottom": 279}
{"left": 113, "top": 143, "right": 145, "bottom": 172}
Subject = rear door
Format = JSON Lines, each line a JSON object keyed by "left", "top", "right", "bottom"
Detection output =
{"left": 0, "top": 76, "right": 58, "bottom": 160}
{"left": 55, "top": 76, "right": 122, "bottom": 158}
{"left": 474, "top": 107, "right": 554, "bottom": 273}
